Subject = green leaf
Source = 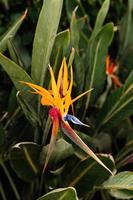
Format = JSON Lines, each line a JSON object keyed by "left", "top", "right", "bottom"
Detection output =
{"left": 65, "top": 0, "right": 84, "bottom": 20}
{"left": 85, "top": 23, "right": 114, "bottom": 106}
{"left": 110, "top": 189, "right": 133, "bottom": 199}
{"left": 92, "top": 0, "right": 110, "bottom": 38}
{"left": 10, "top": 142, "right": 41, "bottom": 182}
{"left": 31, "top": 0, "right": 63, "bottom": 85}
{"left": 97, "top": 71, "right": 133, "bottom": 128}
{"left": 0, "top": 52, "right": 33, "bottom": 91}
{"left": 70, "top": 7, "right": 80, "bottom": 51}
{"left": 66, "top": 154, "right": 114, "bottom": 196}
{"left": 103, "top": 171, "right": 133, "bottom": 190}
{"left": 50, "top": 29, "right": 70, "bottom": 70}
{"left": 16, "top": 92, "right": 41, "bottom": 126}
{"left": 40, "top": 139, "right": 74, "bottom": 166}
{"left": 115, "top": 131, "right": 133, "bottom": 168}
{"left": 37, "top": 187, "right": 79, "bottom": 200}
{"left": 118, "top": 1, "right": 133, "bottom": 79}
{"left": 119, "top": 0, "right": 133, "bottom": 54}
{"left": 0, "top": 10, "right": 27, "bottom": 53}
{"left": 70, "top": 8, "right": 85, "bottom": 93}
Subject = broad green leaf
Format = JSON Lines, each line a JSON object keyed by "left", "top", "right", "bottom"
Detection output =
{"left": 97, "top": 71, "right": 133, "bottom": 128}
{"left": 70, "top": 7, "right": 80, "bottom": 51}
{"left": 0, "top": 53, "right": 33, "bottom": 91}
{"left": 10, "top": 142, "right": 41, "bottom": 182}
{"left": 0, "top": 10, "right": 27, "bottom": 53}
{"left": 40, "top": 139, "right": 74, "bottom": 166}
{"left": 110, "top": 189, "right": 133, "bottom": 199}
{"left": 92, "top": 0, "right": 110, "bottom": 39}
{"left": 37, "top": 187, "right": 79, "bottom": 200}
{"left": 31, "top": 0, "right": 63, "bottom": 85}
{"left": 70, "top": 9, "right": 86, "bottom": 92}
{"left": 65, "top": 155, "right": 114, "bottom": 196}
{"left": 50, "top": 29, "right": 70, "bottom": 71}
{"left": 103, "top": 171, "right": 133, "bottom": 190}
{"left": 7, "top": 39, "right": 24, "bottom": 67}
{"left": 119, "top": 0, "right": 133, "bottom": 54}
{"left": 85, "top": 23, "right": 114, "bottom": 107}
{"left": 118, "top": 0, "right": 133, "bottom": 79}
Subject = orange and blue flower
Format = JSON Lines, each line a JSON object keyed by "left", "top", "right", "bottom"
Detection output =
{"left": 21, "top": 57, "right": 113, "bottom": 174}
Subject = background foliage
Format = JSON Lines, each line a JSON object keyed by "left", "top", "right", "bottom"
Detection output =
{"left": 0, "top": 0, "right": 133, "bottom": 200}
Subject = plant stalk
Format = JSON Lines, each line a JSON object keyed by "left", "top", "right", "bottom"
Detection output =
{"left": 0, "top": 159, "right": 21, "bottom": 200}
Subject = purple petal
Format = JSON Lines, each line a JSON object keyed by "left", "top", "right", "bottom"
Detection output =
{"left": 64, "top": 114, "right": 89, "bottom": 127}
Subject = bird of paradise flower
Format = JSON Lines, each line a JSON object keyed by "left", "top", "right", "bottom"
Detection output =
{"left": 106, "top": 55, "right": 122, "bottom": 87}
{"left": 20, "top": 57, "right": 113, "bottom": 175}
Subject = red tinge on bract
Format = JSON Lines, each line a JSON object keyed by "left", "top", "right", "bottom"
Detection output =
{"left": 20, "top": 57, "right": 113, "bottom": 175}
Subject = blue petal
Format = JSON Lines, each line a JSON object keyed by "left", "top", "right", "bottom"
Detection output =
{"left": 64, "top": 114, "right": 89, "bottom": 127}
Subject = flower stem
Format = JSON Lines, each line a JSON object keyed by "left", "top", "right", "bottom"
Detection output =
{"left": 0, "top": 181, "right": 7, "bottom": 200}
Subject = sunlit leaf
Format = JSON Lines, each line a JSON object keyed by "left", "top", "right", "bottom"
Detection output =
{"left": 103, "top": 171, "right": 133, "bottom": 190}
{"left": 37, "top": 187, "right": 79, "bottom": 200}
{"left": 31, "top": 0, "right": 63, "bottom": 85}
{"left": 92, "top": 0, "right": 110, "bottom": 39}
{"left": 110, "top": 189, "right": 133, "bottom": 199}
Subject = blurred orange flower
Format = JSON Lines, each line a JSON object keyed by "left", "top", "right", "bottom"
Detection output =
{"left": 106, "top": 55, "right": 122, "bottom": 87}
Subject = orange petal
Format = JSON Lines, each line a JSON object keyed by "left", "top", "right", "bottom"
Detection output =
{"left": 63, "top": 58, "right": 68, "bottom": 96}
{"left": 49, "top": 66, "right": 59, "bottom": 98}
{"left": 41, "top": 97, "right": 53, "bottom": 106}
{"left": 57, "top": 58, "right": 64, "bottom": 92}
{"left": 20, "top": 81, "right": 54, "bottom": 105}
{"left": 72, "top": 88, "right": 93, "bottom": 104}
{"left": 64, "top": 65, "right": 73, "bottom": 114}
{"left": 110, "top": 74, "right": 122, "bottom": 87}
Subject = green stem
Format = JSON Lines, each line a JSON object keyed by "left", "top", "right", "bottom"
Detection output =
{"left": 0, "top": 160, "right": 21, "bottom": 200}
{"left": 34, "top": 127, "right": 39, "bottom": 143}
{"left": 76, "top": 0, "right": 86, "bottom": 16}
{"left": 4, "top": 107, "right": 21, "bottom": 129}
{"left": 0, "top": 181, "right": 7, "bottom": 200}
{"left": 38, "top": 173, "right": 48, "bottom": 197}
